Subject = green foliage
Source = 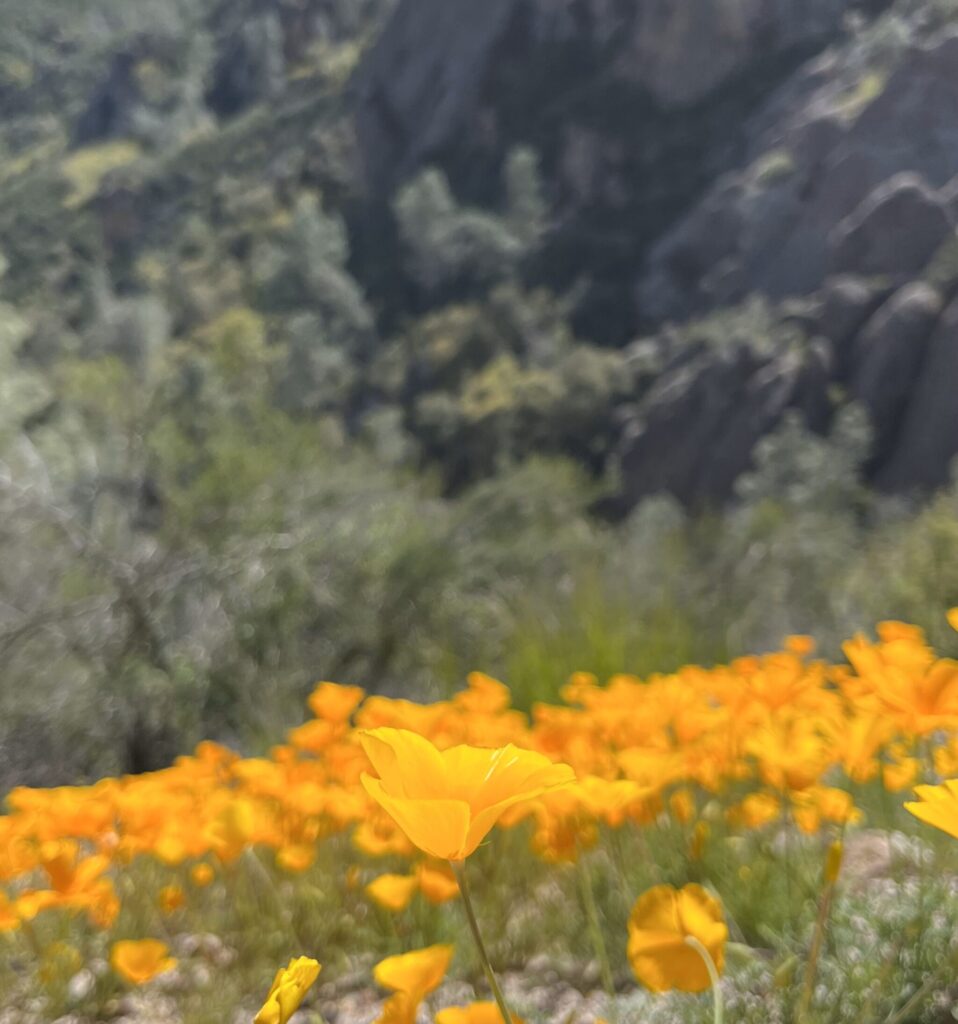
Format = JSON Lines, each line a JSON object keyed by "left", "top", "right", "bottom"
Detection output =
{"left": 0, "top": 0, "right": 956, "bottom": 808}
{"left": 61, "top": 141, "right": 143, "bottom": 208}
{"left": 394, "top": 152, "right": 546, "bottom": 296}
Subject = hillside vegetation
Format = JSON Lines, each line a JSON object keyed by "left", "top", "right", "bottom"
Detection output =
{"left": 0, "top": 0, "right": 956, "bottom": 789}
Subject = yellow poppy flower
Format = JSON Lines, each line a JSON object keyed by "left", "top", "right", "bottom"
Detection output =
{"left": 436, "top": 1001, "right": 524, "bottom": 1024}
{"left": 727, "top": 791, "right": 780, "bottom": 830}
{"left": 0, "top": 893, "right": 20, "bottom": 932}
{"left": 627, "top": 884, "right": 727, "bottom": 993}
{"left": 359, "top": 728, "right": 574, "bottom": 861}
{"left": 254, "top": 956, "right": 321, "bottom": 1024}
{"left": 276, "top": 844, "right": 317, "bottom": 873}
{"left": 308, "top": 682, "right": 365, "bottom": 723}
{"left": 374, "top": 944, "right": 453, "bottom": 995}
{"left": 905, "top": 779, "right": 958, "bottom": 839}
{"left": 415, "top": 861, "right": 460, "bottom": 904}
{"left": 110, "top": 939, "right": 177, "bottom": 985}
{"left": 366, "top": 873, "right": 418, "bottom": 912}
{"left": 373, "top": 945, "right": 454, "bottom": 1024}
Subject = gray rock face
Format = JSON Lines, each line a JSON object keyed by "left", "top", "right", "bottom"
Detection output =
{"left": 878, "top": 295, "right": 958, "bottom": 491}
{"left": 616, "top": 341, "right": 835, "bottom": 507}
{"left": 353, "top": 0, "right": 854, "bottom": 194}
{"left": 817, "top": 275, "right": 890, "bottom": 355}
{"left": 639, "top": 29, "right": 958, "bottom": 323}
{"left": 625, "top": 0, "right": 852, "bottom": 107}
{"left": 616, "top": 273, "right": 955, "bottom": 507}
{"left": 617, "top": 346, "right": 760, "bottom": 507}
{"left": 848, "top": 283, "right": 943, "bottom": 461}
{"left": 828, "top": 174, "right": 954, "bottom": 279}
{"left": 353, "top": 0, "right": 517, "bottom": 190}
{"left": 352, "top": 0, "right": 958, "bottom": 507}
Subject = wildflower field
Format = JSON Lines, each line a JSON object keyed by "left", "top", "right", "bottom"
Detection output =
{"left": 4, "top": 615, "right": 958, "bottom": 1024}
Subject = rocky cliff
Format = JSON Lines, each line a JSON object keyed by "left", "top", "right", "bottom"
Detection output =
{"left": 353, "top": 0, "right": 958, "bottom": 506}
{"left": 354, "top": 0, "right": 873, "bottom": 343}
{"left": 1, "top": 0, "right": 955, "bottom": 513}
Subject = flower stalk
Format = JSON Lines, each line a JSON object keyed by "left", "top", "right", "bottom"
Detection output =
{"left": 575, "top": 852, "right": 618, "bottom": 1022}
{"left": 798, "top": 839, "right": 842, "bottom": 1021}
{"left": 451, "top": 861, "right": 515, "bottom": 1024}
{"left": 684, "top": 935, "right": 724, "bottom": 1024}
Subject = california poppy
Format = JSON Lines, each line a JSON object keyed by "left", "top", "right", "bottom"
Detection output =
{"left": 366, "top": 873, "right": 418, "bottom": 912}
{"left": 905, "top": 779, "right": 958, "bottom": 839}
{"left": 254, "top": 956, "right": 321, "bottom": 1024}
{"left": 359, "top": 728, "right": 574, "bottom": 861}
{"left": 436, "top": 1002, "right": 524, "bottom": 1024}
{"left": 627, "top": 884, "right": 727, "bottom": 993}
{"left": 110, "top": 939, "right": 177, "bottom": 985}
{"left": 373, "top": 945, "right": 454, "bottom": 1024}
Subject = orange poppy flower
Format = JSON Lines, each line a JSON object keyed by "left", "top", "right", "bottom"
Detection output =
{"left": 190, "top": 863, "right": 215, "bottom": 887}
{"left": 308, "top": 682, "right": 366, "bottom": 723}
{"left": 627, "top": 884, "right": 727, "bottom": 993}
{"left": 905, "top": 779, "right": 958, "bottom": 839}
{"left": 436, "top": 1002, "right": 524, "bottom": 1024}
{"left": 373, "top": 945, "right": 454, "bottom": 1024}
{"left": 110, "top": 939, "right": 177, "bottom": 985}
{"left": 415, "top": 861, "right": 460, "bottom": 904}
{"left": 366, "top": 873, "right": 418, "bottom": 912}
{"left": 359, "top": 728, "right": 574, "bottom": 861}
{"left": 158, "top": 885, "right": 185, "bottom": 914}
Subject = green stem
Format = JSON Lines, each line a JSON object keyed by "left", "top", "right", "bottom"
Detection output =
{"left": 575, "top": 853, "right": 618, "bottom": 1022}
{"left": 243, "top": 848, "right": 308, "bottom": 949}
{"left": 780, "top": 796, "right": 794, "bottom": 937}
{"left": 451, "top": 861, "right": 515, "bottom": 1024}
{"left": 684, "top": 936, "right": 724, "bottom": 1024}
{"left": 798, "top": 883, "right": 833, "bottom": 1021}
{"left": 19, "top": 917, "right": 45, "bottom": 961}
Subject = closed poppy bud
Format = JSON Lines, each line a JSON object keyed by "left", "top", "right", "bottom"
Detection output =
{"left": 824, "top": 841, "right": 843, "bottom": 885}
{"left": 254, "top": 956, "right": 321, "bottom": 1024}
{"left": 627, "top": 884, "right": 727, "bottom": 993}
{"left": 689, "top": 821, "right": 709, "bottom": 862}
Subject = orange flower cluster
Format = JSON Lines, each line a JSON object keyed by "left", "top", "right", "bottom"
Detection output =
{"left": 1, "top": 618, "right": 957, "bottom": 970}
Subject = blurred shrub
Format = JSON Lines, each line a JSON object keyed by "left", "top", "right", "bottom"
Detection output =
{"left": 60, "top": 140, "right": 142, "bottom": 208}
{"left": 394, "top": 147, "right": 545, "bottom": 297}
